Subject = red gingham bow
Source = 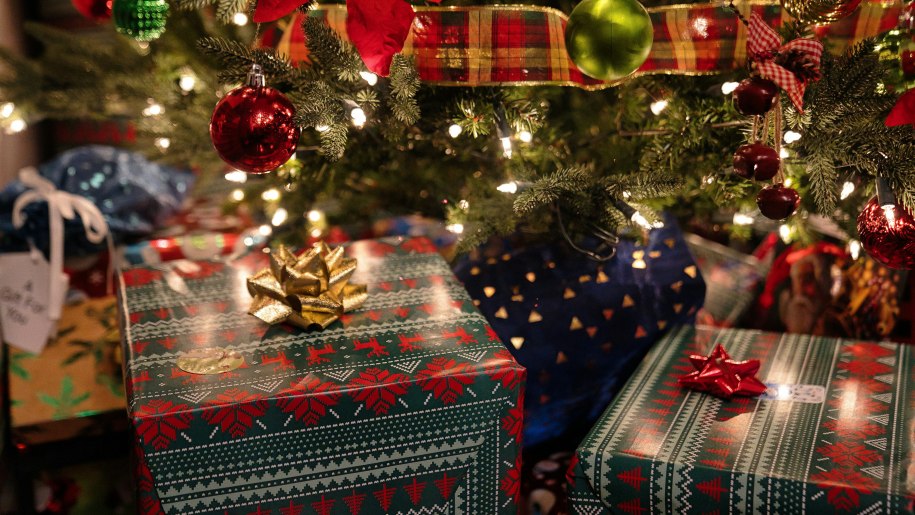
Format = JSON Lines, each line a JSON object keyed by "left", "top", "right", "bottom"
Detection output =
{"left": 747, "top": 14, "right": 823, "bottom": 112}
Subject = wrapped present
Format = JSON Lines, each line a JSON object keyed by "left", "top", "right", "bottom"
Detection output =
{"left": 568, "top": 325, "right": 915, "bottom": 513}
{"left": 119, "top": 229, "right": 266, "bottom": 266}
{"left": 118, "top": 237, "right": 525, "bottom": 514}
{"left": 8, "top": 296, "right": 126, "bottom": 446}
{"left": 453, "top": 216, "right": 705, "bottom": 446}
{"left": 0, "top": 146, "right": 193, "bottom": 257}
{"left": 684, "top": 233, "right": 766, "bottom": 327}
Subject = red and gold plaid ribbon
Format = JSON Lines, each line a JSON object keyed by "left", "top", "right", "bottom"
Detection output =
{"left": 748, "top": 13, "right": 823, "bottom": 111}
{"left": 263, "top": 1, "right": 902, "bottom": 90}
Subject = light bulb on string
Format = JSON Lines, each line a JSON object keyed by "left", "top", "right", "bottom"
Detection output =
{"left": 518, "top": 130, "right": 533, "bottom": 143}
{"left": 650, "top": 99, "right": 669, "bottom": 115}
{"left": 7, "top": 118, "right": 27, "bottom": 134}
{"left": 233, "top": 12, "right": 248, "bottom": 25}
{"left": 840, "top": 181, "right": 855, "bottom": 200}
{"left": 494, "top": 104, "right": 513, "bottom": 159}
{"left": 721, "top": 81, "right": 739, "bottom": 94}
{"left": 877, "top": 176, "right": 897, "bottom": 225}
{"left": 497, "top": 181, "right": 518, "bottom": 194}
{"left": 359, "top": 71, "right": 378, "bottom": 86}
{"left": 0, "top": 102, "right": 14, "bottom": 119}
{"left": 448, "top": 124, "right": 463, "bottom": 138}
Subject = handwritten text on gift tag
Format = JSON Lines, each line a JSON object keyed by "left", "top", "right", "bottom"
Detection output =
{"left": 0, "top": 252, "right": 68, "bottom": 354}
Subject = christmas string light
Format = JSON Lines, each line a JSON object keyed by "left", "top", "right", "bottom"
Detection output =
{"left": 494, "top": 104, "right": 513, "bottom": 159}
{"left": 876, "top": 176, "right": 897, "bottom": 224}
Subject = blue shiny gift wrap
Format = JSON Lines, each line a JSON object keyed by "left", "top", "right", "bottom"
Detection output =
{"left": 0, "top": 146, "right": 194, "bottom": 256}
{"left": 453, "top": 217, "right": 706, "bottom": 446}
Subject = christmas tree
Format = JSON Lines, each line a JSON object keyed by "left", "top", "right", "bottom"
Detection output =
{"left": 0, "top": 0, "right": 912, "bottom": 257}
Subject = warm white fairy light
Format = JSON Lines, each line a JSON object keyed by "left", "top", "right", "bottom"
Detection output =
{"left": 230, "top": 189, "right": 245, "bottom": 202}
{"left": 179, "top": 73, "right": 197, "bottom": 92}
{"left": 448, "top": 124, "right": 463, "bottom": 138}
{"left": 0, "top": 102, "right": 14, "bottom": 119}
{"left": 848, "top": 239, "right": 861, "bottom": 260}
{"left": 7, "top": 118, "right": 26, "bottom": 134}
{"left": 883, "top": 205, "right": 896, "bottom": 225}
{"left": 310, "top": 228, "right": 322, "bottom": 237}
{"left": 780, "top": 148, "right": 790, "bottom": 159}
{"left": 518, "top": 130, "right": 533, "bottom": 143}
{"left": 143, "top": 100, "right": 164, "bottom": 117}
{"left": 307, "top": 210, "right": 323, "bottom": 222}
{"left": 649, "top": 100, "right": 669, "bottom": 116}
{"left": 784, "top": 177, "right": 794, "bottom": 188}
{"left": 271, "top": 208, "right": 288, "bottom": 226}
{"left": 840, "top": 181, "right": 855, "bottom": 200}
{"left": 631, "top": 211, "right": 653, "bottom": 230}
{"left": 446, "top": 223, "right": 465, "bottom": 234}
{"left": 733, "top": 212, "right": 755, "bottom": 225}
{"left": 154, "top": 137, "right": 170, "bottom": 149}
{"left": 779, "top": 224, "right": 792, "bottom": 243}
{"left": 622, "top": 191, "right": 632, "bottom": 199}
{"left": 784, "top": 131, "right": 802, "bottom": 144}
{"left": 261, "top": 188, "right": 281, "bottom": 202}
{"left": 500, "top": 136, "right": 513, "bottom": 159}
{"left": 721, "top": 81, "right": 739, "bottom": 94}
{"left": 258, "top": 224, "right": 273, "bottom": 236}
{"left": 224, "top": 170, "right": 247, "bottom": 183}
{"left": 497, "top": 181, "right": 518, "bottom": 194}
{"left": 359, "top": 71, "right": 378, "bottom": 86}
{"left": 458, "top": 199, "right": 470, "bottom": 210}
{"left": 351, "top": 107, "right": 367, "bottom": 127}
{"left": 233, "top": 12, "right": 248, "bottom": 25}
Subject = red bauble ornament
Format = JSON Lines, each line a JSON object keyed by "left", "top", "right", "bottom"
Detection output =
{"left": 733, "top": 142, "right": 780, "bottom": 181}
{"left": 733, "top": 77, "right": 779, "bottom": 116}
{"left": 71, "top": 0, "right": 112, "bottom": 20}
{"left": 901, "top": 39, "right": 915, "bottom": 79}
{"left": 857, "top": 196, "right": 915, "bottom": 269}
{"left": 209, "top": 65, "right": 300, "bottom": 174}
{"left": 757, "top": 183, "right": 800, "bottom": 220}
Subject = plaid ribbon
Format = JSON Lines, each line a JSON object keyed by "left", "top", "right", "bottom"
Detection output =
{"left": 748, "top": 13, "right": 823, "bottom": 111}
{"left": 263, "top": 1, "right": 902, "bottom": 89}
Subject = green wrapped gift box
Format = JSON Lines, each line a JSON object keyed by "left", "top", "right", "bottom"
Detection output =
{"left": 568, "top": 326, "right": 915, "bottom": 514}
{"left": 117, "top": 237, "right": 525, "bottom": 514}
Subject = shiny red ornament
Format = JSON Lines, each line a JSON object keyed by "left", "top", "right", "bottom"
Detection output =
{"left": 733, "top": 142, "right": 780, "bottom": 181}
{"left": 856, "top": 196, "right": 915, "bottom": 270}
{"left": 757, "top": 183, "right": 800, "bottom": 220}
{"left": 209, "top": 66, "right": 300, "bottom": 174}
{"left": 71, "top": 0, "right": 113, "bottom": 20}
{"left": 678, "top": 344, "right": 767, "bottom": 399}
{"left": 733, "top": 77, "right": 779, "bottom": 116}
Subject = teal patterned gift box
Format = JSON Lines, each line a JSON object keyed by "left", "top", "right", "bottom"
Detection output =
{"left": 117, "top": 237, "right": 525, "bottom": 515}
{"left": 568, "top": 326, "right": 915, "bottom": 514}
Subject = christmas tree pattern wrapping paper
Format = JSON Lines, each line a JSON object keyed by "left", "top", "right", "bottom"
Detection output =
{"left": 8, "top": 296, "right": 126, "bottom": 446}
{"left": 454, "top": 216, "right": 705, "bottom": 446}
{"left": 568, "top": 325, "right": 915, "bottom": 514}
{"left": 117, "top": 237, "right": 525, "bottom": 515}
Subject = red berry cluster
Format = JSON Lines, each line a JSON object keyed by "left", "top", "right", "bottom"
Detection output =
{"left": 732, "top": 77, "right": 800, "bottom": 221}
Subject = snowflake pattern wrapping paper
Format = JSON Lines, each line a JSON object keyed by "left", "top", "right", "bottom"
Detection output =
{"left": 117, "top": 237, "right": 525, "bottom": 515}
{"left": 567, "top": 326, "right": 915, "bottom": 514}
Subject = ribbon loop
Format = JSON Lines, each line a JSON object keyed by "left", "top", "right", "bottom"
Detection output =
{"left": 747, "top": 14, "right": 823, "bottom": 112}
{"left": 11, "top": 167, "right": 112, "bottom": 320}
{"left": 247, "top": 242, "right": 367, "bottom": 330}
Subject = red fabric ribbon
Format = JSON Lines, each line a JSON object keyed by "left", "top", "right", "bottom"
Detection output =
{"left": 678, "top": 344, "right": 767, "bottom": 399}
{"left": 886, "top": 88, "right": 915, "bottom": 128}
{"left": 346, "top": 0, "right": 417, "bottom": 76}
{"left": 747, "top": 14, "right": 823, "bottom": 112}
{"left": 253, "top": 0, "right": 307, "bottom": 23}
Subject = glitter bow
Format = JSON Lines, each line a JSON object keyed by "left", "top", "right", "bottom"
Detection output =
{"left": 247, "top": 242, "right": 368, "bottom": 330}
{"left": 747, "top": 14, "right": 823, "bottom": 112}
{"left": 677, "top": 344, "right": 767, "bottom": 399}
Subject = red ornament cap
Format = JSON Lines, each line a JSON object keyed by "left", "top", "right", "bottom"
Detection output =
{"left": 678, "top": 344, "right": 767, "bottom": 399}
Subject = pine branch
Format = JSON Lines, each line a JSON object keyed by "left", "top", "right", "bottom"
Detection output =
{"left": 215, "top": 0, "right": 251, "bottom": 21}
{"left": 513, "top": 166, "right": 592, "bottom": 215}
{"left": 302, "top": 16, "right": 362, "bottom": 83}
{"left": 319, "top": 122, "right": 348, "bottom": 161}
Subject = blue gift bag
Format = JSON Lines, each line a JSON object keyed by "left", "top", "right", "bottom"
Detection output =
{"left": 454, "top": 216, "right": 706, "bottom": 445}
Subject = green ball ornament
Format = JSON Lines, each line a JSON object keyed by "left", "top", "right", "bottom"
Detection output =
{"left": 565, "top": 0, "right": 654, "bottom": 82}
{"left": 113, "top": 0, "right": 168, "bottom": 41}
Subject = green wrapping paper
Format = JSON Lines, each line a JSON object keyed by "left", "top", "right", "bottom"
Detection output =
{"left": 118, "top": 237, "right": 525, "bottom": 514}
{"left": 568, "top": 326, "right": 915, "bottom": 514}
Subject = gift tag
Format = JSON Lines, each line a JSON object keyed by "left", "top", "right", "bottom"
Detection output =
{"left": 0, "top": 251, "right": 69, "bottom": 353}
{"left": 760, "top": 383, "right": 825, "bottom": 403}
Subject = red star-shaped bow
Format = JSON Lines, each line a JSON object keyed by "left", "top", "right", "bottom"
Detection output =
{"left": 747, "top": 14, "right": 823, "bottom": 113}
{"left": 677, "top": 344, "right": 767, "bottom": 399}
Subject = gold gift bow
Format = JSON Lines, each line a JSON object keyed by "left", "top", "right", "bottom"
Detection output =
{"left": 247, "top": 242, "right": 368, "bottom": 329}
